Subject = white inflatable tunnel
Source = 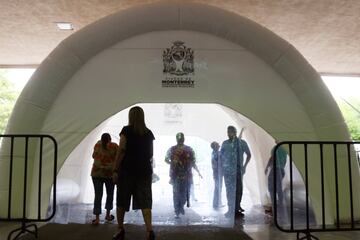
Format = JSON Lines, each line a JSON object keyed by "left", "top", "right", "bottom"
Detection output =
{"left": 1, "top": 1, "right": 360, "bottom": 231}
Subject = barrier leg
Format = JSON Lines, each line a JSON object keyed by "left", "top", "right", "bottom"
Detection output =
{"left": 297, "top": 232, "right": 319, "bottom": 240}
{"left": 7, "top": 222, "right": 38, "bottom": 240}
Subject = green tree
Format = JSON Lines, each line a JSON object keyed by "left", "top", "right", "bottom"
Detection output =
{"left": 0, "top": 70, "right": 18, "bottom": 134}
{"left": 336, "top": 97, "right": 360, "bottom": 141}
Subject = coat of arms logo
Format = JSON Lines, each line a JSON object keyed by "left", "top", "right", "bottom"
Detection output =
{"left": 163, "top": 41, "right": 194, "bottom": 76}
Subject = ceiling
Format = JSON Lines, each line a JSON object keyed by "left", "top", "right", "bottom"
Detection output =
{"left": 1, "top": 0, "right": 360, "bottom": 75}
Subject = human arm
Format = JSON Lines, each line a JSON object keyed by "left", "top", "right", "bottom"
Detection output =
{"left": 164, "top": 148, "right": 172, "bottom": 164}
{"left": 92, "top": 142, "right": 100, "bottom": 159}
{"left": 112, "top": 134, "right": 126, "bottom": 183}
{"left": 193, "top": 163, "right": 203, "bottom": 179}
{"left": 191, "top": 148, "right": 203, "bottom": 178}
{"left": 242, "top": 141, "right": 252, "bottom": 174}
{"left": 264, "top": 156, "right": 273, "bottom": 175}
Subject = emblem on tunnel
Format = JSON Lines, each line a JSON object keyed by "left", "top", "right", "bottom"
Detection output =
{"left": 163, "top": 41, "right": 194, "bottom": 76}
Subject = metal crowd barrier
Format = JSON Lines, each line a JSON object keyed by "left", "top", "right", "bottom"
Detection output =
{"left": 273, "top": 141, "right": 360, "bottom": 240}
{"left": 0, "top": 134, "right": 57, "bottom": 240}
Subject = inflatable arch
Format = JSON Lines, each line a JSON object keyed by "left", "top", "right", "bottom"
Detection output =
{"left": 1, "top": 2, "right": 359, "bottom": 228}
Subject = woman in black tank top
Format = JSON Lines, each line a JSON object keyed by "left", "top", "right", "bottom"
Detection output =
{"left": 112, "top": 106, "right": 155, "bottom": 240}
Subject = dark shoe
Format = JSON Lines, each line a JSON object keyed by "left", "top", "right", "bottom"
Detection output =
{"left": 235, "top": 211, "right": 245, "bottom": 218}
{"left": 105, "top": 214, "right": 115, "bottom": 222}
{"left": 265, "top": 209, "right": 273, "bottom": 216}
{"left": 239, "top": 206, "right": 245, "bottom": 212}
{"left": 147, "top": 230, "right": 155, "bottom": 240}
{"left": 112, "top": 229, "right": 125, "bottom": 240}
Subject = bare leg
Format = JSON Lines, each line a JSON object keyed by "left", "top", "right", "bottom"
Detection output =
{"left": 142, "top": 208, "right": 154, "bottom": 239}
{"left": 141, "top": 208, "right": 153, "bottom": 232}
{"left": 116, "top": 207, "right": 126, "bottom": 230}
{"left": 105, "top": 209, "right": 111, "bottom": 220}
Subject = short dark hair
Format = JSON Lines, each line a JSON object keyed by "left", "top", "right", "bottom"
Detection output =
{"left": 101, "top": 133, "right": 111, "bottom": 149}
{"left": 227, "top": 125, "right": 237, "bottom": 133}
{"left": 210, "top": 141, "right": 219, "bottom": 149}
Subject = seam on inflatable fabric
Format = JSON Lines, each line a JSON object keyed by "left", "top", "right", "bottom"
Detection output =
{"left": 16, "top": 97, "right": 49, "bottom": 112}
{"left": 40, "top": 131, "right": 90, "bottom": 135}
{"left": 272, "top": 43, "right": 291, "bottom": 67}
{"left": 60, "top": 42, "right": 85, "bottom": 65}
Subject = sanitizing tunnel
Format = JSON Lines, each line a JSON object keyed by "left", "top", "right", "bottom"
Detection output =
{"left": 1, "top": 2, "right": 359, "bottom": 235}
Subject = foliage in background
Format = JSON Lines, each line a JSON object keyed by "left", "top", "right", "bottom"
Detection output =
{"left": 0, "top": 70, "right": 19, "bottom": 134}
{"left": 336, "top": 97, "right": 360, "bottom": 141}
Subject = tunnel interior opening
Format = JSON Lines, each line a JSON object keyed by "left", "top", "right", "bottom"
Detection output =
{"left": 52, "top": 103, "right": 306, "bottom": 226}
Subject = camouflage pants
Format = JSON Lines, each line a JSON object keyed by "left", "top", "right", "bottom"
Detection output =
{"left": 172, "top": 179, "right": 189, "bottom": 215}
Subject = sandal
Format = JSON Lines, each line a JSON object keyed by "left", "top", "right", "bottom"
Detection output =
{"left": 91, "top": 219, "right": 100, "bottom": 225}
{"left": 105, "top": 214, "right": 115, "bottom": 222}
{"left": 112, "top": 229, "right": 125, "bottom": 240}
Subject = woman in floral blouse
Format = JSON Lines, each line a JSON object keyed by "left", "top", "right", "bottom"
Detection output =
{"left": 91, "top": 133, "right": 118, "bottom": 225}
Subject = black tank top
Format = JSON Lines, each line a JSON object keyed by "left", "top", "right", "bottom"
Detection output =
{"left": 120, "top": 125, "right": 155, "bottom": 176}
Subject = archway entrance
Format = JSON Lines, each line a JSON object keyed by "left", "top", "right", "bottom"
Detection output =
{"left": 53, "top": 103, "right": 276, "bottom": 226}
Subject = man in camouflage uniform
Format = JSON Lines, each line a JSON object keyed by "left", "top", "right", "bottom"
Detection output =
{"left": 165, "top": 132, "right": 202, "bottom": 218}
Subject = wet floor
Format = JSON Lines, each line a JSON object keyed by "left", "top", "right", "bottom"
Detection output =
{"left": 45, "top": 202, "right": 360, "bottom": 240}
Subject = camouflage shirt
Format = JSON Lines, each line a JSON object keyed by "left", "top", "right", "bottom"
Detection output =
{"left": 165, "top": 144, "right": 196, "bottom": 182}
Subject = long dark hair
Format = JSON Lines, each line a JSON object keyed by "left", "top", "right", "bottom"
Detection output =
{"left": 101, "top": 133, "right": 111, "bottom": 149}
{"left": 128, "top": 106, "right": 148, "bottom": 135}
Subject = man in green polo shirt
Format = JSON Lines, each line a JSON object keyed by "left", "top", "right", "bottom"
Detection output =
{"left": 265, "top": 142, "right": 288, "bottom": 211}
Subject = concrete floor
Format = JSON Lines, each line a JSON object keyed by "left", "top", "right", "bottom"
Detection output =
{"left": 2, "top": 197, "right": 360, "bottom": 240}
{"left": 2, "top": 207, "right": 360, "bottom": 240}
{"left": 43, "top": 202, "right": 360, "bottom": 240}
